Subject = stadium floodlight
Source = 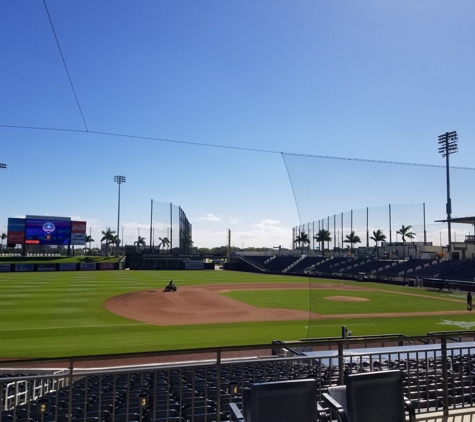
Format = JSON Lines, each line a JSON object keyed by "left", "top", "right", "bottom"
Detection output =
{"left": 0, "top": 163, "right": 6, "bottom": 169}
{"left": 438, "top": 131, "right": 458, "bottom": 255}
{"left": 114, "top": 175, "right": 126, "bottom": 252}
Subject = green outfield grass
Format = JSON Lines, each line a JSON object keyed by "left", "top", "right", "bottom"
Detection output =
{"left": 0, "top": 270, "right": 472, "bottom": 358}
{"left": 222, "top": 289, "right": 465, "bottom": 314}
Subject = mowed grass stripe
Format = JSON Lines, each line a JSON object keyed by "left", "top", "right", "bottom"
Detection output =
{"left": 222, "top": 289, "right": 466, "bottom": 314}
{"left": 0, "top": 270, "right": 472, "bottom": 358}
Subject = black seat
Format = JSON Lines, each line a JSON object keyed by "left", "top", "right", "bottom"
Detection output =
{"left": 229, "top": 378, "right": 328, "bottom": 422}
{"left": 322, "top": 370, "right": 416, "bottom": 422}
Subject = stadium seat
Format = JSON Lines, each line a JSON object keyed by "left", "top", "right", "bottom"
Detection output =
{"left": 322, "top": 370, "right": 416, "bottom": 422}
{"left": 229, "top": 378, "right": 328, "bottom": 422}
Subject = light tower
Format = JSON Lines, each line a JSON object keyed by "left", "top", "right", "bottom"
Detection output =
{"left": 114, "top": 175, "right": 126, "bottom": 251}
{"left": 438, "top": 131, "right": 458, "bottom": 255}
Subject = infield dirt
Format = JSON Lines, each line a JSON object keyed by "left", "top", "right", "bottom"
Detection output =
{"left": 104, "top": 283, "right": 469, "bottom": 326}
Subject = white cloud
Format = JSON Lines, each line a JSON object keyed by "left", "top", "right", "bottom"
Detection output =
{"left": 196, "top": 214, "right": 221, "bottom": 222}
{"left": 192, "top": 219, "right": 291, "bottom": 249}
{"left": 255, "top": 219, "right": 280, "bottom": 227}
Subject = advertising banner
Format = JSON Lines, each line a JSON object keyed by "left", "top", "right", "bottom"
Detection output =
{"left": 71, "top": 233, "right": 86, "bottom": 245}
{"left": 15, "top": 264, "right": 34, "bottom": 272}
{"left": 0, "top": 264, "right": 10, "bottom": 272}
{"left": 7, "top": 218, "right": 25, "bottom": 245}
{"left": 38, "top": 264, "right": 56, "bottom": 271}
{"left": 185, "top": 261, "right": 204, "bottom": 270}
{"left": 71, "top": 221, "right": 87, "bottom": 245}
{"left": 59, "top": 263, "right": 77, "bottom": 271}
{"left": 99, "top": 263, "right": 115, "bottom": 270}
{"left": 80, "top": 263, "right": 96, "bottom": 270}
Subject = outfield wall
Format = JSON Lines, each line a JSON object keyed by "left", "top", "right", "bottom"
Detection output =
{"left": 0, "top": 262, "right": 119, "bottom": 272}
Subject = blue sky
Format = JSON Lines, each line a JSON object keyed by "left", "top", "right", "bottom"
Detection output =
{"left": 1, "top": 0, "right": 474, "bottom": 249}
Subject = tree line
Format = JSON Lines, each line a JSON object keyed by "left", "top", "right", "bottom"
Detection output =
{"left": 294, "top": 225, "right": 416, "bottom": 254}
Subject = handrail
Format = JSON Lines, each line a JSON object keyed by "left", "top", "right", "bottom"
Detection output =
{"left": 2, "top": 331, "right": 475, "bottom": 418}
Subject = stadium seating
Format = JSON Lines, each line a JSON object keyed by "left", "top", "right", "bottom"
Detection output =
{"left": 286, "top": 256, "right": 326, "bottom": 273}
{"left": 4, "top": 340, "right": 475, "bottom": 421}
{"left": 239, "top": 254, "right": 475, "bottom": 282}
{"left": 323, "top": 370, "right": 416, "bottom": 422}
{"left": 229, "top": 378, "right": 328, "bottom": 422}
{"left": 262, "top": 256, "right": 299, "bottom": 273}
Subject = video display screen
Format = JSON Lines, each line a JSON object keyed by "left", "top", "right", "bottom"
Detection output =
{"left": 24, "top": 219, "right": 72, "bottom": 245}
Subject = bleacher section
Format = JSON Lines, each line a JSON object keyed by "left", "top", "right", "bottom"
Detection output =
{"left": 263, "top": 256, "right": 298, "bottom": 273}
{"left": 285, "top": 256, "right": 326, "bottom": 273}
{"left": 377, "top": 259, "right": 435, "bottom": 277}
{"left": 312, "top": 257, "right": 354, "bottom": 273}
{"left": 240, "top": 254, "right": 475, "bottom": 284}
{"left": 3, "top": 335, "right": 475, "bottom": 421}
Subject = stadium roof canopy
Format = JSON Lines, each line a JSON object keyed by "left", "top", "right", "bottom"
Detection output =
{"left": 434, "top": 216, "right": 475, "bottom": 225}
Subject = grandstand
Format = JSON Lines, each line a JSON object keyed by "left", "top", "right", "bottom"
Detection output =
{"left": 236, "top": 254, "right": 475, "bottom": 287}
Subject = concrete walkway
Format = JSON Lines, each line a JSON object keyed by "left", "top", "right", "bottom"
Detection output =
{"left": 417, "top": 409, "right": 475, "bottom": 422}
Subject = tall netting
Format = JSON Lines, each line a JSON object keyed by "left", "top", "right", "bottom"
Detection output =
{"left": 284, "top": 152, "right": 475, "bottom": 249}
{"left": 120, "top": 200, "right": 191, "bottom": 254}
{"left": 150, "top": 200, "right": 191, "bottom": 254}
{"left": 295, "top": 204, "right": 426, "bottom": 252}
{"left": 282, "top": 152, "right": 475, "bottom": 339}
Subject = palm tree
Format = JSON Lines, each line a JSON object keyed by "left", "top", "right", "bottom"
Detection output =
{"left": 294, "top": 231, "right": 310, "bottom": 254}
{"left": 370, "top": 229, "right": 386, "bottom": 258}
{"left": 158, "top": 237, "right": 169, "bottom": 254}
{"left": 344, "top": 230, "right": 361, "bottom": 251}
{"left": 396, "top": 225, "right": 416, "bottom": 258}
{"left": 396, "top": 225, "right": 416, "bottom": 243}
{"left": 101, "top": 228, "right": 116, "bottom": 257}
{"left": 0, "top": 233, "right": 6, "bottom": 254}
{"left": 85, "top": 234, "right": 94, "bottom": 255}
{"left": 181, "top": 234, "right": 194, "bottom": 254}
{"left": 162, "top": 237, "right": 171, "bottom": 254}
{"left": 314, "top": 229, "right": 331, "bottom": 254}
{"left": 111, "top": 235, "right": 120, "bottom": 255}
{"left": 134, "top": 236, "right": 146, "bottom": 252}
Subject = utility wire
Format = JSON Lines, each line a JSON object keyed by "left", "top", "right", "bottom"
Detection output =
{"left": 42, "top": 0, "right": 89, "bottom": 132}
{"left": 1, "top": 122, "right": 475, "bottom": 171}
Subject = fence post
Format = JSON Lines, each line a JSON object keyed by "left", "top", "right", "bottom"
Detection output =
{"left": 441, "top": 336, "right": 449, "bottom": 416}
{"left": 68, "top": 358, "right": 74, "bottom": 422}
{"left": 216, "top": 349, "right": 222, "bottom": 419}
{"left": 338, "top": 342, "right": 344, "bottom": 385}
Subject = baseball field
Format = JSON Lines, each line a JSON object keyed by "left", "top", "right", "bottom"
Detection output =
{"left": 0, "top": 269, "right": 472, "bottom": 358}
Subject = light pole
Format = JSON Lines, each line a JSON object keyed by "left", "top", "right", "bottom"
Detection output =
{"left": 438, "top": 131, "right": 458, "bottom": 256}
{"left": 0, "top": 164, "right": 6, "bottom": 255}
{"left": 114, "top": 175, "right": 126, "bottom": 253}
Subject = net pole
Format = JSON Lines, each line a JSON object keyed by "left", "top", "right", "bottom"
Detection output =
{"left": 312, "top": 222, "right": 315, "bottom": 250}
{"left": 170, "top": 202, "right": 173, "bottom": 252}
{"left": 149, "top": 200, "right": 153, "bottom": 254}
{"left": 423, "top": 203, "right": 427, "bottom": 246}
{"left": 333, "top": 214, "right": 336, "bottom": 254}
{"left": 341, "top": 212, "right": 343, "bottom": 252}
{"left": 367, "top": 208, "right": 370, "bottom": 250}
{"left": 389, "top": 204, "right": 392, "bottom": 243}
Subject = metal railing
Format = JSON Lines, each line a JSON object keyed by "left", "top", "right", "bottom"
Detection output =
{"left": 1, "top": 332, "right": 475, "bottom": 420}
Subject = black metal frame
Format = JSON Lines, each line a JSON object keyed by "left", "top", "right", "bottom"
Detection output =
{"left": 1, "top": 331, "right": 475, "bottom": 421}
